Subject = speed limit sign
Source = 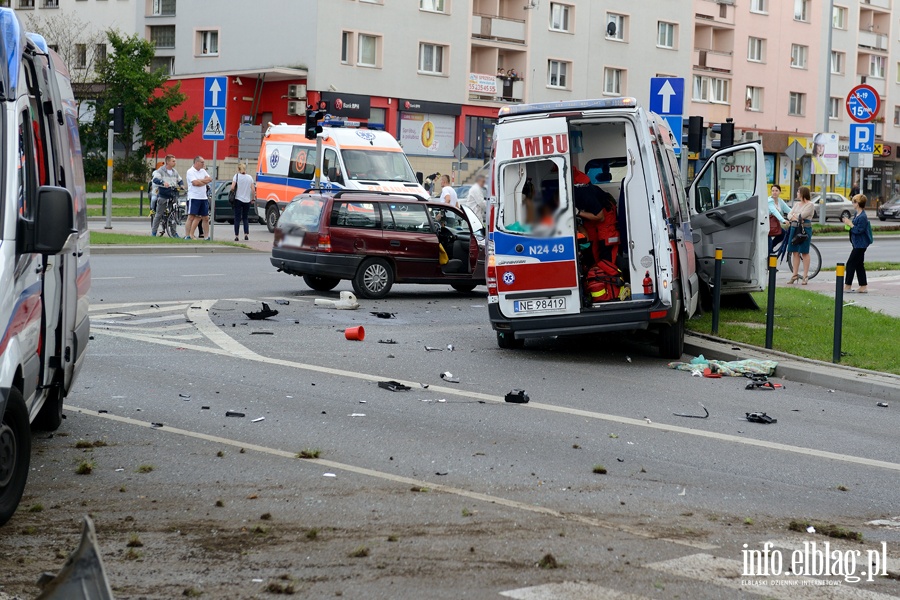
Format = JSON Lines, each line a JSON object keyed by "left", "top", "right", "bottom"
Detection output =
{"left": 846, "top": 84, "right": 880, "bottom": 123}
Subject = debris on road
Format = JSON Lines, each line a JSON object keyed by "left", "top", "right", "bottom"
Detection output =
{"left": 378, "top": 339, "right": 397, "bottom": 344}
{"left": 370, "top": 311, "right": 395, "bottom": 319}
{"left": 35, "top": 516, "right": 115, "bottom": 599}
{"left": 673, "top": 403, "right": 709, "bottom": 418}
{"left": 447, "top": 344, "right": 455, "bottom": 352}
{"left": 323, "top": 473, "right": 336, "bottom": 477}
{"left": 679, "top": 488, "right": 686, "bottom": 496}
{"left": 670, "top": 356, "right": 777, "bottom": 377}
{"left": 421, "top": 383, "right": 430, "bottom": 389}
{"left": 178, "top": 393, "right": 191, "bottom": 399}
{"left": 274, "top": 299, "right": 290, "bottom": 305}
{"left": 252, "top": 417, "right": 265, "bottom": 423}
{"left": 440, "top": 371, "right": 460, "bottom": 383}
{"left": 250, "top": 331, "right": 274, "bottom": 335}
{"left": 702, "top": 367, "right": 722, "bottom": 379}
{"left": 626, "top": 356, "right": 632, "bottom": 363}
{"left": 151, "top": 422, "right": 164, "bottom": 428}
{"left": 744, "top": 374, "right": 784, "bottom": 390}
{"left": 344, "top": 326, "right": 365, "bottom": 341}
{"left": 225, "top": 411, "right": 245, "bottom": 418}
{"left": 745, "top": 412, "right": 777, "bottom": 424}
{"left": 350, "top": 413, "right": 366, "bottom": 417}
{"left": 378, "top": 380, "right": 411, "bottom": 392}
{"left": 424, "top": 346, "right": 443, "bottom": 352}
{"left": 244, "top": 302, "right": 278, "bottom": 320}
{"left": 505, "top": 389, "right": 529, "bottom": 404}
{"left": 877, "top": 402, "right": 889, "bottom": 408}
{"left": 314, "top": 291, "right": 359, "bottom": 310}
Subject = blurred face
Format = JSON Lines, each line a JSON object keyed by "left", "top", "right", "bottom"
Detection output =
{"left": 194, "top": 157, "right": 205, "bottom": 169}
{"left": 441, "top": 176, "right": 450, "bottom": 187}
{"left": 771, "top": 186, "right": 780, "bottom": 197}
{"left": 476, "top": 176, "right": 486, "bottom": 186}
{"left": 165, "top": 157, "right": 176, "bottom": 168}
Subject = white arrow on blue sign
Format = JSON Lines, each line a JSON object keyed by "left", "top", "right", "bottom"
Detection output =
{"left": 649, "top": 77, "right": 684, "bottom": 116}
{"left": 204, "top": 76, "right": 228, "bottom": 109}
{"left": 849, "top": 123, "right": 875, "bottom": 154}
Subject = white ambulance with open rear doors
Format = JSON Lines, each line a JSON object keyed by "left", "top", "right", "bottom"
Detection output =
{"left": 486, "top": 98, "right": 767, "bottom": 358}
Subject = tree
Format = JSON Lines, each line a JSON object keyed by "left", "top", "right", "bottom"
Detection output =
{"left": 84, "top": 30, "right": 198, "bottom": 179}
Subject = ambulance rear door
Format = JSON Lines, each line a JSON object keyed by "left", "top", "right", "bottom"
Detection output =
{"left": 688, "top": 142, "right": 767, "bottom": 293}
{"left": 492, "top": 117, "right": 580, "bottom": 318}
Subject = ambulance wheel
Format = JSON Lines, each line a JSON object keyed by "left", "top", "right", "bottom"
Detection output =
{"left": 33, "top": 388, "right": 63, "bottom": 432}
{"left": 303, "top": 275, "right": 340, "bottom": 292}
{"left": 266, "top": 204, "right": 279, "bottom": 233}
{"left": 352, "top": 258, "right": 394, "bottom": 299}
{"left": 658, "top": 315, "right": 685, "bottom": 359}
{"left": 0, "top": 387, "right": 31, "bottom": 526}
{"left": 496, "top": 331, "right": 524, "bottom": 350}
{"left": 451, "top": 283, "right": 478, "bottom": 293}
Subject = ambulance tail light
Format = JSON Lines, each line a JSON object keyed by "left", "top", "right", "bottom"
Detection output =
{"left": 317, "top": 234, "right": 332, "bottom": 252}
{"left": 649, "top": 310, "right": 668, "bottom": 320}
{"left": 487, "top": 254, "right": 498, "bottom": 298}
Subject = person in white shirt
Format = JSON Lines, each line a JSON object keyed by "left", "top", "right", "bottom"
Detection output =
{"left": 185, "top": 156, "right": 212, "bottom": 240}
{"left": 440, "top": 174, "right": 459, "bottom": 208}
{"left": 231, "top": 162, "right": 256, "bottom": 241}
{"left": 465, "top": 174, "right": 487, "bottom": 224}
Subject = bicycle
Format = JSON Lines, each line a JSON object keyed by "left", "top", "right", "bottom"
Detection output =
{"left": 772, "top": 225, "right": 821, "bottom": 280}
{"left": 155, "top": 193, "right": 183, "bottom": 238}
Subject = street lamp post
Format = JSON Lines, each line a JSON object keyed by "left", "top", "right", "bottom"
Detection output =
{"left": 819, "top": 0, "right": 835, "bottom": 226}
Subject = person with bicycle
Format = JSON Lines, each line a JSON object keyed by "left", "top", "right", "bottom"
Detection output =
{"left": 150, "top": 154, "right": 183, "bottom": 237}
{"left": 786, "top": 186, "right": 815, "bottom": 285}
{"left": 767, "top": 184, "right": 790, "bottom": 255}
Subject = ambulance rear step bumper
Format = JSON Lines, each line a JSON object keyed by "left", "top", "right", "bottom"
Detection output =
{"left": 489, "top": 300, "right": 663, "bottom": 340}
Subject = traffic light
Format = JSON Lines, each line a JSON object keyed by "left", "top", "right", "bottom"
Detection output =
{"left": 112, "top": 104, "right": 125, "bottom": 134}
{"left": 304, "top": 102, "right": 328, "bottom": 140}
{"left": 710, "top": 120, "right": 734, "bottom": 150}
{"left": 687, "top": 116, "right": 703, "bottom": 153}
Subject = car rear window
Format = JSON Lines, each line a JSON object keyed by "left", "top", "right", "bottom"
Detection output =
{"left": 330, "top": 201, "right": 381, "bottom": 229}
{"left": 280, "top": 197, "right": 326, "bottom": 231}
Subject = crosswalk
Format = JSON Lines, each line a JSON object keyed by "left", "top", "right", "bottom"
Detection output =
{"left": 90, "top": 302, "right": 204, "bottom": 343}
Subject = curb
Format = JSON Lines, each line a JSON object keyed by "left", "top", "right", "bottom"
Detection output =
{"left": 684, "top": 332, "right": 900, "bottom": 402}
{"left": 91, "top": 244, "right": 255, "bottom": 255}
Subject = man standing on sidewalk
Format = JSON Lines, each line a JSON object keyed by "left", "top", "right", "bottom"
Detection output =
{"left": 185, "top": 156, "right": 212, "bottom": 240}
{"left": 465, "top": 174, "right": 487, "bottom": 225}
{"left": 150, "top": 155, "right": 183, "bottom": 236}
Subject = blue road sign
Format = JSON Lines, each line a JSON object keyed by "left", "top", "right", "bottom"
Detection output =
{"left": 202, "top": 108, "right": 225, "bottom": 141}
{"left": 849, "top": 123, "right": 875, "bottom": 153}
{"left": 204, "top": 76, "right": 228, "bottom": 109}
{"left": 662, "top": 115, "right": 683, "bottom": 156}
{"left": 649, "top": 77, "right": 684, "bottom": 116}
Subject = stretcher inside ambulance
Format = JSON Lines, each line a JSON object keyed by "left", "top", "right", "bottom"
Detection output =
{"left": 486, "top": 98, "right": 767, "bottom": 358}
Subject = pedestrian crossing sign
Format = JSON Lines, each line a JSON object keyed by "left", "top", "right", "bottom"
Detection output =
{"left": 203, "top": 108, "right": 225, "bottom": 140}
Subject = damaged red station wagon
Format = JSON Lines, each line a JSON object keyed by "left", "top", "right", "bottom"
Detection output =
{"left": 270, "top": 191, "right": 485, "bottom": 298}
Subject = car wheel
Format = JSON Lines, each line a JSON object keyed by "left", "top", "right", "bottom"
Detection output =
{"left": 0, "top": 387, "right": 31, "bottom": 526}
{"left": 266, "top": 204, "right": 279, "bottom": 233}
{"left": 840, "top": 210, "right": 852, "bottom": 221}
{"left": 879, "top": 216, "right": 887, "bottom": 221}
{"left": 32, "top": 387, "right": 63, "bottom": 432}
{"left": 352, "top": 258, "right": 394, "bottom": 299}
{"left": 303, "top": 275, "right": 341, "bottom": 292}
{"left": 658, "top": 314, "right": 685, "bottom": 360}
{"left": 496, "top": 331, "right": 525, "bottom": 350}
{"left": 451, "top": 283, "right": 478, "bottom": 293}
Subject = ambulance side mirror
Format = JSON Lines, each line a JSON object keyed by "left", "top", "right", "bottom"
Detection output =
{"left": 416, "top": 172, "right": 424, "bottom": 185}
{"left": 27, "top": 186, "right": 75, "bottom": 255}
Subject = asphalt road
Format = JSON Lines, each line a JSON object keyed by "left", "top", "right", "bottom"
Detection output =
{"left": 2, "top": 253, "right": 898, "bottom": 599}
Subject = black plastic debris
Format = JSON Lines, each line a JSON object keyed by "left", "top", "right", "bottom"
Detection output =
{"left": 424, "top": 346, "right": 443, "bottom": 352}
{"left": 378, "top": 380, "right": 411, "bottom": 392}
{"left": 440, "top": 371, "right": 460, "bottom": 383}
{"left": 744, "top": 374, "right": 784, "bottom": 391}
{"left": 877, "top": 402, "right": 889, "bottom": 408}
{"left": 505, "top": 389, "right": 529, "bottom": 404}
{"left": 97, "top": 409, "right": 108, "bottom": 414}
{"left": 178, "top": 393, "right": 191, "bottom": 399}
{"left": 250, "top": 331, "right": 274, "bottom": 335}
{"left": 371, "top": 311, "right": 395, "bottom": 319}
{"left": 274, "top": 299, "right": 290, "bottom": 305}
{"left": 745, "top": 412, "right": 777, "bottom": 424}
{"left": 151, "top": 422, "right": 164, "bottom": 428}
{"left": 201, "top": 406, "right": 210, "bottom": 410}
{"left": 435, "top": 472, "right": 448, "bottom": 476}
{"left": 378, "top": 339, "right": 397, "bottom": 344}
{"left": 225, "top": 411, "right": 245, "bottom": 418}
{"left": 673, "top": 403, "right": 709, "bottom": 418}
{"left": 244, "top": 302, "right": 278, "bottom": 320}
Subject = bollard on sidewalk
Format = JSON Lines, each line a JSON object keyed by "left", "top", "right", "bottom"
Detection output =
{"left": 833, "top": 262, "right": 845, "bottom": 363}
{"left": 139, "top": 185, "right": 144, "bottom": 216}
{"left": 711, "top": 247, "right": 723, "bottom": 335}
{"left": 765, "top": 253, "right": 777, "bottom": 349}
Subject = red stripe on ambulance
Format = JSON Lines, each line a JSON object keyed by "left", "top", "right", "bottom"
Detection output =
{"left": 511, "top": 134, "right": 569, "bottom": 159}
{"left": 498, "top": 261, "right": 578, "bottom": 292}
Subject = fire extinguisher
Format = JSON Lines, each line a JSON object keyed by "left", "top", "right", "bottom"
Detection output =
{"left": 642, "top": 270, "right": 653, "bottom": 295}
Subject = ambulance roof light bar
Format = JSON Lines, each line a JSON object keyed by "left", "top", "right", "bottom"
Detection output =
{"left": 498, "top": 97, "right": 637, "bottom": 118}
{"left": 321, "top": 118, "right": 385, "bottom": 131}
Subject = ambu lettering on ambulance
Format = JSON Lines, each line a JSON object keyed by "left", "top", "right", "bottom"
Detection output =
{"left": 511, "top": 135, "right": 569, "bottom": 158}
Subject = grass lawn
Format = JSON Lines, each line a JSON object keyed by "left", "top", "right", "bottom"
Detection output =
{"left": 821, "top": 262, "right": 900, "bottom": 272}
{"left": 89, "top": 232, "right": 247, "bottom": 248}
{"left": 87, "top": 207, "right": 147, "bottom": 217}
{"left": 86, "top": 181, "right": 147, "bottom": 193}
{"left": 812, "top": 224, "right": 900, "bottom": 236}
{"left": 687, "top": 288, "right": 900, "bottom": 375}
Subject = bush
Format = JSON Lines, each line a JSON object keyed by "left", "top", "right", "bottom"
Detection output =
{"left": 83, "top": 155, "right": 108, "bottom": 181}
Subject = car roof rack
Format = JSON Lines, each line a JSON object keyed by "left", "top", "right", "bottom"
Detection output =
{"left": 300, "top": 189, "right": 427, "bottom": 202}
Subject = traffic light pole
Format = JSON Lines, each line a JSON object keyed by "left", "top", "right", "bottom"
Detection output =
{"left": 105, "top": 109, "right": 114, "bottom": 230}
{"left": 314, "top": 134, "right": 323, "bottom": 189}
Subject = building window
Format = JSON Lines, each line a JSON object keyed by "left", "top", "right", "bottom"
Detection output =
{"left": 418, "top": 43, "right": 445, "bottom": 75}
{"left": 894, "top": 105, "right": 900, "bottom": 126}
{"left": 789, "top": 92, "right": 805, "bottom": 116}
{"left": 357, "top": 34, "right": 379, "bottom": 68}
{"left": 198, "top": 30, "right": 218, "bottom": 56}
{"left": 606, "top": 13, "right": 625, "bottom": 41}
{"left": 149, "top": 25, "right": 175, "bottom": 48}
{"left": 549, "top": 3, "right": 571, "bottom": 32}
{"left": 151, "top": 0, "right": 175, "bottom": 16}
{"left": 95, "top": 43, "right": 106, "bottom": 64}
{"left": 831, "top": 51, "right": 844, "bottom": 75}
{"left": 419, "top": 0, "right": 446, "bottom": 12}
{"left": 790, "top": 44, "right": 808, "bottom": 69}
{"left": 870, "top": 55, "right": 886, "bottom": 79}
{"left": 750, "top": 0, "right": 767, "bottom": 13}
{"left": 603, "top": 67, "right": 623, "bottom": 94}
{"left": 150, "top": 56, "right": 173, "bottom": 75}
{"left": 746, "top": 86, "right": 762, "bottom": 111}
{"left": 17, "top": 0, "right": 34, "bottom": 7}
{"left": 794, "top": 0, "right": 809, "bottom": 22}
{"left": 657, "top": 22, "right": 675, "bottom": 49}
{"left": 693, "top": 75, "right": 729, "bottom": 104}
{"left": 832, "top": 5, "right": 846, "bottom": 29}
{"left": 74, "top": 44, "right": 86, "bottom": 68}
{"left": 829, "top": 97, "right": 841, "bottom": 119}
{"left": 547, "top": 60, "right": 568, "bottom": 88}
{"left": 42, "top": 0, "right": 58, "bottom": 7}
{"left": 747, "top": 37, "right": 764, "bottom": 62}
{"left": 341, "top": 31, "right": 351, "bottom": 64}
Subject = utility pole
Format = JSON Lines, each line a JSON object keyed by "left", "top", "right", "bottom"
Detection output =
{"left": 819, "top": 0, "right": 835, "bottom": 226}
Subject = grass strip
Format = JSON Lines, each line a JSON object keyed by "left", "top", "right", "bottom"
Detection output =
{"left": 687, "top": 288, "right": 900, "bottom": 375}
{"left": 89, "top": 231, "right": 248, "bottom": 248}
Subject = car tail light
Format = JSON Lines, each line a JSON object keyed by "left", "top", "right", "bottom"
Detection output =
{"left": 487, "top": 254, "right": 498, "bottom": 298}
{"left": 649, "top": 310, "right": 668, "bottom": 320}
{"left": 317, "top": 234, "right": 331, "bottom": 252}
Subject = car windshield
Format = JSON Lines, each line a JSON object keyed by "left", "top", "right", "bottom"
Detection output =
{"left": 341, "top": 150, "right": 417, "bottom": 183}
{"left": 886, "top": 197, "right": 900, "bottom": 207}
{"left": 280, "top": 196, "right": 326, "bottom": 231}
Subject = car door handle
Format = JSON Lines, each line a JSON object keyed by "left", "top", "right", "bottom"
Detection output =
{"left": 390, "top": 240, "right": 401, "bottom": 247}
{"left": 707, "top": 211, "right": 730, "bottom": 227}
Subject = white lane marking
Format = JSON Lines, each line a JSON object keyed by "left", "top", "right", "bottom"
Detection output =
{"left": 645, "top": 553, "right": 899, "bottom": 599}
{"left": 62, "top": 405, "right": 715, "bottom": 551}
{"left": 90, "top": 304, "right": 900, "bottom": 474}
{"left": 500, "top": 582, "right": 652, "bottom": 599}
{"left": 89, "top": 300, "right": 192, "bottom": 312}
{"left": 98, "top": 323, "right": 195, "bottom": 334}
{"left": 179, "top": 273, "right": 225, "bottom": 277}
{"left": 765, "top": 540, "right": 900, "bottom": 574}
{"left": 158, "top": 256, "right": 202, "bottom": 259}
{"left": 90, "top": 305, "right": 191, "bottom": 317}
{"left": 92, "top": 276, "right": 135, "bottom": 280}
{"left": 93, "top": 314, "right": 190, "bottom": 325}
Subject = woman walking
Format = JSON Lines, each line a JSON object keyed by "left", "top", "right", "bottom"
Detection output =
{"left": 786, "top": 186, "right": 816, "bottom": 284}
{"left": 842, "top": 194, "right": 872, "bottom": 293}
{"left": 232, "top": 163, "right": 256, "bottom": 241}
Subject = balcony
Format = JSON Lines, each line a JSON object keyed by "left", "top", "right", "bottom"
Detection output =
{"left": 858, "top": 30, "right": 888, "bottom": 51}
{"left": 862, "top": 75, "right": 886, "bottom": 95}
{"left": 468, "top": 72, "right": 524, "bottom": 103}
{"left": 862, "top": 0, "right": 890, "bottom": 9}
{"left": 472, "top": 13, "right": 526, "bottom": 45}
{"left": 694, "top": 48, "right": 733, "bottom": 74}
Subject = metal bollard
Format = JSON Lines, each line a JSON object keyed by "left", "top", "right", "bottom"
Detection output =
{"left": 711, "top": 247, "right": 723, "bottom": 335}
{"left": 833, "top": 263, "right": 845, "bottom": 363}
{"left": 765, "top": 253, "right": 777, "bottom": 349}
{"left": 139, "top": 185, "right": 144, "bottom": 216}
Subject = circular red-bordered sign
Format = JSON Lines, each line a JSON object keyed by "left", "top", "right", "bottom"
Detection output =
{"left": 846, "top": 84, "right": 880, "bottom": 123}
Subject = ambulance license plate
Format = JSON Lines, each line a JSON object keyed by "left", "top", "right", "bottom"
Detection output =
{"left": 513, "top": 297, "right": 566, "bottom": 313}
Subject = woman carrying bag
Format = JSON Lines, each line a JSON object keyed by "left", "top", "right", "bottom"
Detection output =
{"left": 786, "top": 186, "right": 815, "bottom": 285}
{"left": 231, "top": 163, "right": 256, "bottom": 241}
{"left": 842, "top": 194, "right": 873, "bottom": 294}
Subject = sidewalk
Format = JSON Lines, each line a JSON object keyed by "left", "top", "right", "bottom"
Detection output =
{"left": 87, "top": 217, "right": 271, "bottom": 253}
{"left": 779, "top": 268, "right": 900, "bottom": 319}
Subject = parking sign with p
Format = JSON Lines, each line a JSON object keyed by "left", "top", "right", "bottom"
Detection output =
{"left": 850, "top": 123, "right": 875, "bottom": 154}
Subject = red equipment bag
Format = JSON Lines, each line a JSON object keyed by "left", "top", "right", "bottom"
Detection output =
{"left": 586, "top": 260, "right": 625, "bottom": 303}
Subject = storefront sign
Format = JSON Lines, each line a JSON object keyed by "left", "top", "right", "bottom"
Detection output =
{"left": 320, "top": 92, "right": 370, "bottom": 119}
{"left": 399, "top": 112, "right": 455, "bottom": 156}
{"left": 398, "top": 98, "right": 461, "bottom": 116}
{"left": 468, "top": 73, "right": 498, "bottom": 95}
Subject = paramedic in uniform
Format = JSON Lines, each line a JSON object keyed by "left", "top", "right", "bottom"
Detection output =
{"left": 573, "top": 170, "right": 618, "bottom": 263}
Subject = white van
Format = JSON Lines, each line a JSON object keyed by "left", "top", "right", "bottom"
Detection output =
{"left": 486, "top": 98, "right": 766, "bottom": 358}
{"left": 0, "top": 12, "right": 90, "bottom": 525}
{"left": 256, "top": 122, "right": 429, "bottom": 231}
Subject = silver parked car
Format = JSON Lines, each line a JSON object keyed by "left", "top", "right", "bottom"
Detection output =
{"left": 806, "top": 193, "right": 854, "bottom": 222}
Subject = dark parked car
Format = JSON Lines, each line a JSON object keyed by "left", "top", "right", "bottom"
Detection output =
{"left": 212, "top": 181, "right": 264, "bottom": 225}
{"left": 270, "top": 190, "right": 485, "bottom": 298}
{"left": 877, "top": 196, "right": 900, "bottom": 221}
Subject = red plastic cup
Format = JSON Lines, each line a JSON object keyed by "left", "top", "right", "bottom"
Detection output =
{"left": 344, "top": 326, "right": 365, "bottom": 341}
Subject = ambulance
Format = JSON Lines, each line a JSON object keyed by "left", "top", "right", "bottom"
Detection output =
{"left": 486, "top": 98, "right": 766, "bottom": 358}
{"left": 1, "top": 11, "right": 90, "bottom": 525}
{"left": 256, "top": 122, "right": 429, "bottom": 231}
